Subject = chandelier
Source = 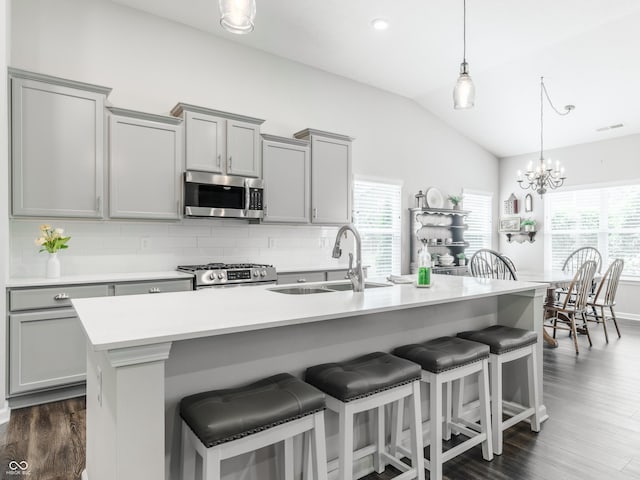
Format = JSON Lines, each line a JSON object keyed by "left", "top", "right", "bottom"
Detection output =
{"left": 517, "top": 76, "right": 574, "bottom": 197}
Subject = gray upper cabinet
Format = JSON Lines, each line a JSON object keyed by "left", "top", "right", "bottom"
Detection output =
{"left": 294, "top": 129, "right": 353, "bottom": 224}
{"left": 171, "top": 103, "right": 264, "bottom": 178}
{"left": 10, "top": 68, "right": 111, "bottom": 218}
{"left": 261, "top": 134, "right": 310, "bottom": 223}
{"left": 107, "top": 107, "right": 182, "bottom": 220}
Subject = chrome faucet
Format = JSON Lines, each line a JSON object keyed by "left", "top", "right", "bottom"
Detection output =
{"left": 332, "top": 224, "right": 364, "bottom": 292}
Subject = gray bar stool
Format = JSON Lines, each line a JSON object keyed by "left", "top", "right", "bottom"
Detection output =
{"left": 457, "top": 325, "right": 541, "bottom": 455}
{"left": 306, "top": 352, "right": 424, "bottom": 480}
{"left": 180, "top": 373, "right": 328, "bottom": 480}
{"left": 392, "top": 336, "right": 493, "bottom": 480}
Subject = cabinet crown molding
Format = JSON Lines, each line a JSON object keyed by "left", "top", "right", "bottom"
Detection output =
{"left": 293, "top": 128, "right": 354, "bottom": 142}
{"left": 261, "top": 133, "right": 309, "bottom": 146}
{"left": 107, "top": 106, "right": 182, "bottom": 125}
{"left": 8, "top": 67, "right": 112, "bottom": 96}
{"left": 170, "top": 102, "right": 265, "bottom": 125}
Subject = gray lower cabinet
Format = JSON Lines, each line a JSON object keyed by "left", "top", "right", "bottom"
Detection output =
{"left": 326, "top": 269, "right": 351, "bottom": 281}
{"left": 261, "top": 134, "right": 311, "bottom": 223}
{"left": 294, "top": 129, "right": 353, "bottom": 224}
{"left": 277, "top": 269, "right": 355, "bottom": 284}
{"left": 10, "top": 68, "right": 111, "bottom": 218}
{"left": 7, "top": 277, "right": 193, "bottom": 399}
{"left": 108, "top": 108, "right": 183, "bottom": 219}
{"left": 9, "top": 309, "right": 87, "bottom": 395}
{"left": 114, "top": 279, "right": 192, "bottom": 296}
{"left": 277, "top": 271, "right": 326, "bottom": 285}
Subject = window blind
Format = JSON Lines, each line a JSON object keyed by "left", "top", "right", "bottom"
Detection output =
{"left": 353, "top": 180, "right": 402, "bottom": 277}
{"left": 463, "top": 190, "right": 493, "bottom": 258}
{"left": 546, "top": 184, "right": 640, "bottom": 277}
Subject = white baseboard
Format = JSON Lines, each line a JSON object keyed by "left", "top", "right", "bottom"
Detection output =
{"left": 0, "top": 400, "right": 10, "bottom": 425}
{"left": 81, "top": 469, "right": 88, "bottom": 480}
{"left": 618, "top": 311, "right": 640, "bottom": 322}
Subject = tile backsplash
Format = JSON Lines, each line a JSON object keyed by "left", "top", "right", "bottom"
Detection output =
{"left": 10, "top": 218, "right": 347, "bottom": 277}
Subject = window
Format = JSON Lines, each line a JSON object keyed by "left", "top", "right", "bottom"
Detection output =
{"left": 353, "top": 179, "right": 402, "bottom": 277}
{"left": 463, "top": 190, "right": 493, "bottom": 258}
{"left": 545, "top": 183, "right": 640, "bottom": 277}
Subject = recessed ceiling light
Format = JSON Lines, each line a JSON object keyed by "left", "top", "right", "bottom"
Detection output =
{"left": 371, "top": 18, "right": 389, "bottom": 31}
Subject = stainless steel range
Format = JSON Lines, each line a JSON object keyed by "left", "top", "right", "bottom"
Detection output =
{"left": 177, "top": 263, "right": 277, "bottom": 289}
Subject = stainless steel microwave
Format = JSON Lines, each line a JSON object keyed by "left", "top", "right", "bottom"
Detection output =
{"left": 184, "top": 171, "right": 264, "bottom": 219}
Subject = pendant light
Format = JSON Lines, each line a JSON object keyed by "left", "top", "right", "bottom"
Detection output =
{"left": 219, "top": 0, "right": 256, "bottom": 35}
{"left": 453, "top": 0, "right": 475, "bottom": 109}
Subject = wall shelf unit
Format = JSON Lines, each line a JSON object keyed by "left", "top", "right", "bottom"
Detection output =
{"left": 410, "top": 207, "right": 469, "bottom": 275}
{"left": 505, "top": 231, "right": 536, "bottom": 243}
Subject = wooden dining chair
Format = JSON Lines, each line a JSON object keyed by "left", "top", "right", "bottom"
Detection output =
{"left": 586, "top": 259, "right": 624, "bottom": 342}
{"left": 470, "top": 249, "right": 517, "bottom": 280}
{"left": 558, "top": 247, "right": 602, "bottom": 302}
{"left": 500, "top": 254, "right": 517, "bottom": 274}
{"left": 562, "top": 247, "right": 602, "bottom": 274}
{"left": 544, "top": 260, "right": 598, "bottom": 354}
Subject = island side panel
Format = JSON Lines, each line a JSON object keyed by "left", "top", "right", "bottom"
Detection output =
{"left": 164, "top": 296, "right": 501, "bottom": 479}
{"left": 497, "top": 287, "right": 547, "bottom": 416}
{"left": 84, "top": 343, "right": 171, "bottom": 480}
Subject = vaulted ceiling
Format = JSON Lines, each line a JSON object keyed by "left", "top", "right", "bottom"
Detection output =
{"left": 111, "top": 0, "right": 640, "bottom": 157}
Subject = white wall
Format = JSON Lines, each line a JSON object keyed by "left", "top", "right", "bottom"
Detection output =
{"left": 0, "top": 0, "right": 11, "bottom": 424}
{"left": 9, "top": 0, "right": 498, "bottom": 278}
{"left": 499, "top": 133, "right": 640, "bottom": 318}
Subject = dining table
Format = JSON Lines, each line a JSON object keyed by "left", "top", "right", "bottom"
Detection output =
{"left": 516, "top": 270, "right": 576, "bottom": 347}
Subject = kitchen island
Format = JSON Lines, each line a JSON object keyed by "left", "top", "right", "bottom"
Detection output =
{"left": 72, "top": 275, "right": 547, "bottom": 480}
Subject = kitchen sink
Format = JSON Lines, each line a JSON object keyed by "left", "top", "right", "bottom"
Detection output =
{"left": 268, "top": 281, "right": 391, "bottom": 295}
{"left": 324, "top": 281, "right": 391, "bottom": 291}
{"left": 269, "top": 286, "right": 333, "bottom": 295}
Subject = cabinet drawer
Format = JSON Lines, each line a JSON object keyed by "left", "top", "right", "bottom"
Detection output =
{"left": 326, "top": 270, "right": 350, "bottom": 281}
{"left": 114, "top": 279, "right": 193, "bottom": 296}
{"left": 277, "top": 272, "right": 326, "bottom": 285}
{"left": 9, "top": 284, "right": 109, "bottom": 311}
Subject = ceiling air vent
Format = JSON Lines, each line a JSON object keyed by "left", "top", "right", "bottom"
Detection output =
{"left": 596, "top": 123, "right": 624, "bottom": 132}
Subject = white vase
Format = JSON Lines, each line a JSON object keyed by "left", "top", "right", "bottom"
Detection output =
{"left": 46, "top": 252, "right": 61, "bottom": 279}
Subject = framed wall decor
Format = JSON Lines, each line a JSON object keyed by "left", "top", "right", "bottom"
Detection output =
{"left": 524, "top": 193, "right": 533, "bottom": 212}
{"left": 499, "top": 216, "right": 521, "bottom": 232}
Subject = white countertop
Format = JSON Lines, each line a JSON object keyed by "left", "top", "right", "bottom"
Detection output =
{"left": 6, "top": 271, "right": 194, "bottom": 288}
{"left": 73, "top": 275, "right": 546, "bottom": 352}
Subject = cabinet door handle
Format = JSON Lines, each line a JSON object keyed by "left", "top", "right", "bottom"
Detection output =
{"left": 313, "top": 208, "right": 318, "bottom": 219}
{"left": 263, "top": 205, "right": 267, "bottom": 217}
{"left": 148, "top": 287, "right": 161, "bottom": 294}
{"left": 228, "top": 156, "right": 233, "bottom": 171}
{"left": 96, "top": 196, "right": 102, "bottom": 212}
{"left": 297, "top": 278, "right": 307, "bottom": 283}
{"left": 217, "top": 154, "right": 221, "bottom": 168}
{"left": 54, "top": 293, "right": 70, "bottom": 300}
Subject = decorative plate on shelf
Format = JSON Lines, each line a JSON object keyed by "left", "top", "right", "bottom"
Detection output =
{"left": 425, "top": 187, "right": 444, "bottom": 209}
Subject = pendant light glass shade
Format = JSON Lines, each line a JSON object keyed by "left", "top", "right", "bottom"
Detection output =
{"left": 453, "top": 62, "right": 475, "bottom": 109}
{"left": 453, "top": 0, "right": 475, "bottom": 109}
{"left": 219, "top": 0, "right": 256, "bottom": 34}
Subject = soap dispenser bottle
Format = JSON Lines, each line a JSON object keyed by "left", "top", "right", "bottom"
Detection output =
{"left": 417, "top": 246, "right": 432, "bottom": 287}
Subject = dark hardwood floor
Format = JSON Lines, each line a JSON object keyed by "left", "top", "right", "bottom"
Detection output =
{"left": 1, "top": 320, "right": 639, "bottom": 480}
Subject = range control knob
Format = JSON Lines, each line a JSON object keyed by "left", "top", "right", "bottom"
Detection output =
{"left": 217, "top": 272, "right": 224, "bottom": 280}
{"left": 209, "top": 273, "right": 216, "bottom": 281}
{"left": 260, "top": 269, "right": 267, "bottom": 277}
{"left": 253, "top": 269, "right": 259, "bottom": 277}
